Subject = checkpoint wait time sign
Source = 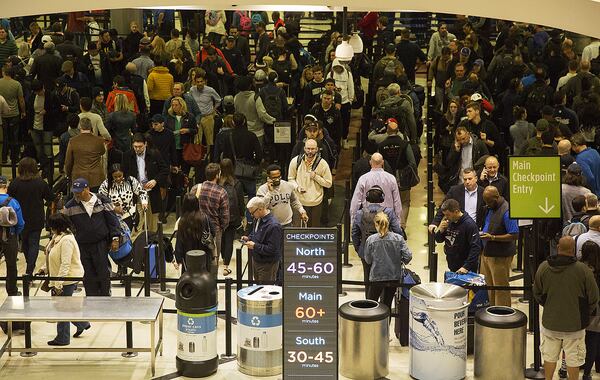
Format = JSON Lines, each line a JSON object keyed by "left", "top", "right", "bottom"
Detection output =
{"left": 508, "top": 156, "right": 561, "bottom": 219}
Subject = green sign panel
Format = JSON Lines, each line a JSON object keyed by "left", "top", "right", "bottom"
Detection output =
{"left": 508, "top": 156, "right": 561, "bottom": 219}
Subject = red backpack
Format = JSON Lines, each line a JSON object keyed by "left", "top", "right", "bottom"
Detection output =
{"left": 236, "top": 11, "right": 252, "bottom": 32}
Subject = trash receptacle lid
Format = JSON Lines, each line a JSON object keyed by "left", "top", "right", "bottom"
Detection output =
{"left": 409, "top": 283, "right": 467, "bottom": 301}
{"left": 237, "top": 285, "right": 282, "bottom": 301}
{"left": 338, "top": 300, "right": 390, "bottom": 322}
{"left": 475, "top": 306, "right": 527, "bottom": 329}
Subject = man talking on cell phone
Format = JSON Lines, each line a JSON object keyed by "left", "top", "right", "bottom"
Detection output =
{"left": 478, "top": 155, "right": 509, "bottom": 200}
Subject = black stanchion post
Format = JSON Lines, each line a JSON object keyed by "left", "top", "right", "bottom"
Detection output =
{"left": 236, "top": 248, "right": 243, "bottom": 290}
{"left": 157, "top": 222, "right": 169, "bottom": 295}
{"left": 247, "top": 248, "right": 254, "bottom": 286}
{"left": 175, "top": 195, "right": 182, "bottom": 219}
{"left": 220, "top": 277, "right": 236, "bottom": 360}
{"left": 515, "top": 226, "right": 524, "bottom": 273}
{"left": 122, "top": 274, "right": 138, "bottom": 358}
{"left": 355, "top": 131, "right": 361, "bottom": 161}
{"left": 342, "top": 180, "right": 352, "bottom": 268}
{"left": 525, "top": 219, "right": 544, "bottom": 379}
{"left": 337, "top": 223, "right": 346, "bottom": 296}
{"left": 21, "top": 274, "right": 36, "bottom": 357}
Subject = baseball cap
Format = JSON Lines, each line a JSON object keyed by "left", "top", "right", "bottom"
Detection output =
{"left": 0, "top": 176, "right": 8, "bottom": 186}
{"left": 460, "top": 47, "right": 471, "bottom": 56}
{"left": 151, "top": 114, "right": 165, "bottom": 123}
{"left": 567, "top": 163, "right": 582, "bottom": 175}
{"left": 41, "top": 35, "right": 52, "bottom": 44}
{"left": 386, "top": 118, "right": 398, "bottom": 125}
{"left": 470, "top": 93, "right": 483, "bottom": 102}
{"left": 304, "top": 114, "right": 318, "bottom": 123}
{"left": 223, "top": 95, "right": 234, "bottom": 106}
{"left": 71, "top": 178, "right": 89, "bottom": 193}
{"left": 305, "top": 121, "right": 318, "bottom": 130}
{"left": 226, "top": 35, "right": 235, "bottom": 41}
{"left": 541, "top": 105, "right": 555, "bottom": 117}
{"left": 474, "top": 58, "right": 484, "bottom": 67}
{"left": 536, "top": 119, "right": 549, "bottom": 132}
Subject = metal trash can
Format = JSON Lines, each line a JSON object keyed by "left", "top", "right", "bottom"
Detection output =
{"left": 474, "top": 306, "right": 527, "bottom": 379}
{"left": 339, "top": 300, "right": 389, "bottom": 379}
{"left": 237, "top": 285, "right": 282, "bottom": 376}
{"left": 409, "top": 283, "right": 469, "bottom": 380}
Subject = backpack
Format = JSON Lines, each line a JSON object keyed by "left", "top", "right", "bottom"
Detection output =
{"left": 295, "top": 153, "right": 322, "bottom": 172}
{"left": 222, "top": 181, "right": 241, "bottom": 224}
{"left": 0, "top": 197, "right": 17, "bottom": 228}
{"left": 526, "top": 83, "right": 549, "bottom": 120}
{"left": 562, "top": 220, "right": 587, "bottom": 237}
{"left": 207, "top": 11, "right": 219, "bottom": 26}
{"left": 359, "top": 206, "right": 383, "bottom": 256}
{"left": 591, "top": 55, "right": 600, "bottom": 76}
{"left": 236, "top": 11, "right": 252, "bottom": 32}
{"left": 259, "top": 89, "right": 284, "bottom": 121}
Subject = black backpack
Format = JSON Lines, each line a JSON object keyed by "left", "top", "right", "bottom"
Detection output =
{"left": 526, "top": 83, "right": 550, "bottom": 120}
{"left": 360, "top": 206, "right": 382, "bottom": 251}
{"left": 258, "top": 89, "right": 284, "bottom": 121}
{"left": 222, "top": 180, "right": 241, "bottom": 224}
{"left": 591, "top": 55, "right": 600, "bottom": 76}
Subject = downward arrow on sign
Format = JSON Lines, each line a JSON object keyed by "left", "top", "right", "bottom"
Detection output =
{"left": 538, "top": 197, "right": 555, "bottom": 214}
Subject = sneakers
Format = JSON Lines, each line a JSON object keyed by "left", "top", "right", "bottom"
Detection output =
{"left": 73, "top": 325, "right": 90, "bottom": 338}
{"left": 47, "top": 339, "right": 69, "bottom": 346}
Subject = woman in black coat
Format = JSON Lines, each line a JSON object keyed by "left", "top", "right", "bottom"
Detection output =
{"left": 175, "top": 194, "right": 214, "bottom": 273}
{"left": 8, "top": 157, "right": 53, "bottom": 275}
{"left": 164, "top": 96, "right": 198, "bottom": 175}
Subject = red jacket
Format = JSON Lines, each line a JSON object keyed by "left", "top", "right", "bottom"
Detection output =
{"left": 196, "top": 46, "right": 234, "bottom": 75}
{"left": 106, "top": 87, "right": 139, "bottom": 114}
{"left": 358, "top": 12, "right": 379, "bottom": 39}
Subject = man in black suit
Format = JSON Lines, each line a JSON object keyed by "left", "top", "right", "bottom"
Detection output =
{"left": 429, "top": 167, "right": 486, "bottom": 232}
{"left": 478, "top": 155, "right": 509, "bottom": 200}
{"left": 122, "top": 133, "right": 169, "bottom": 232}
{"left": 442, "top": 126, "right": 489, "bottom": 191}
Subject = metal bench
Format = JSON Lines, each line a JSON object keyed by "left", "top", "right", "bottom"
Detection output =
{"left": 0, "top": 296, "right": 164, "bottom": 376}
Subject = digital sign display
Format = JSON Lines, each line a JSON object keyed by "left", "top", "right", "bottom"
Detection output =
{"left": 283, "top": 228, "right": 338, "bottom": 379}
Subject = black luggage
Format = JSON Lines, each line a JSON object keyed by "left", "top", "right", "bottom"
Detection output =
{"left": 395, "top": 268, "right": 421, "bottom": 346}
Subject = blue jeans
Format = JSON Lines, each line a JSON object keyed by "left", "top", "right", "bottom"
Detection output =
{"left": 238, "top": 178, "right": 256, "bottom": 221}
{"left": 55, "top": 283, "right": 91, "bottom": 344}
{"left": 22, "top": 229, "right": 42, "bottom": 275}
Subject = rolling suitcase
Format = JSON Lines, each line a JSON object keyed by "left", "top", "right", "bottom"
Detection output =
{"left": 395, "top": 268, "right": 421, "bottom": 346}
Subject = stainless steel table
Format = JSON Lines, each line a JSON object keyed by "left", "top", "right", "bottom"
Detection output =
{"left": 0, "top": 296, "right": 164, "bottom": 376}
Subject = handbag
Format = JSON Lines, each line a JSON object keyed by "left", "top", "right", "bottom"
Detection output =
{"left": 182, "top": 127, "right": 206, "bottom": 166}
{"left": 109, "top": 220, "right": 133, "bottom": 262}
{"left": 397, "top": 164, "right": 420, "bottom": 190}
{"left": 228, "top": 132, "right": 259, "bottom": 179}
{"left": 193, "top": 184, "right": 216, "bottom": 251}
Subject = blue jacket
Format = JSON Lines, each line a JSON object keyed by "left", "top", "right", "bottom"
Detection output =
{"left": 364, "top": 231, "right": 412, "bottom": 282}
{"left": 577, "top": 147, "right": 600, "bottom": 196}
{"left": 249, "top": 212, "right": 283, "bottom": 263}
{"left": 62, "top": 194, "right": 121, "bottom": 245}
{"left": 0, "top": 194, "right": 24, "bottom": 235}
{"left": 351, "top": 205, "right": 402, "bottom": 259}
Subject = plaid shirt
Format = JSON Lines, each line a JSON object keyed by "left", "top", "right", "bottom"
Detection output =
{"left": 192, "top": 181, "right": 229, "bottom": 232}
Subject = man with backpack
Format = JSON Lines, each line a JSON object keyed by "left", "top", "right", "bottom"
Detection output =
{"left": 375, "top": 83, "right": 417, "bottom": 144}
{"left": 524, "top": 66, "right": 554, "bottom": 123}
{"left": 288, "top": 139, "right": 332, "bottom": 227}
{"left": 376, "top": 119, "right": 416, "bottom": 229}
{"left": 0, "top": 175, "right": 24, "bottom": 296}
{"left": 309, "top": 89, "right": 342, "bottom": 148}
{"left": 62, "top": 178, "right": 121, "bottom": 296}
{"left": 258, "top": 71, "right": 288, "bottom": 162}
{"left": 351, "top": 185, "right": 403, "bottom": 297}
{"left": 434, "top": 198, "right": 482, "bottom": 273}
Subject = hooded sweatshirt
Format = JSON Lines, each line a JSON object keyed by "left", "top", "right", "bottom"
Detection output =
{"left": 534, "top": 255, "right": 599, "bottom": 333}
{"left": 326, "top": 58, "right": 354, "bottom": 104}
{"left": 233, "top": 90, "right": 275, "bottom": 138}
{"left": 434, "top": 213, "right": 482, "bottom": 272}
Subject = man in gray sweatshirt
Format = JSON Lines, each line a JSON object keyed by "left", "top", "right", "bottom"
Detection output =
{"left": 257, "top": 164, "right": 307, "bottom": 227}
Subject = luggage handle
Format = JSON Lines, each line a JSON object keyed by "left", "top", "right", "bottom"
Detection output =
{"left": 426, "top": 301, "right": 470, "bottom": 312}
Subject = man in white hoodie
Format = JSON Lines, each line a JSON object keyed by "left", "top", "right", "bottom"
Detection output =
{"left": 233, "top": 75, "right": 275, "bottom": 147}
{"left": 327, "top": 58, "right": 354, "bottom": 149}
{"left": 288, "top": 139, "right": 332, "bottom": 227}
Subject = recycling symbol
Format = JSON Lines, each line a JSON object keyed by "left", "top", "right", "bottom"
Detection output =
{"left": 251, "top": 316, "right": 261, "bottom": 326}
{"left": 188, "top": 318, "right": 195, "bottom": 325}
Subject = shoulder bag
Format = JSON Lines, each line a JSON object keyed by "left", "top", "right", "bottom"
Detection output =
{"left": 183, "top": 118, "right": 206, "bottom": 166}
{"left": 228, "top": 132, "right": 259, "bottom": 179}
